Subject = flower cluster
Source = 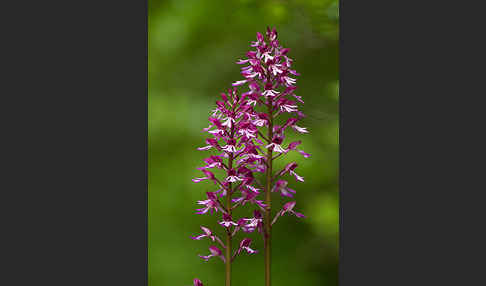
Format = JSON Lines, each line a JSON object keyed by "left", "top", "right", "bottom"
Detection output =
{"left": 232, "top": 27, "right": 308, "bottom": 225}
{"left": 189, "top": 27, "right": 309, "bottom": 286}
{"left": 191, "top": 86, "right": 263, "bottom": 263}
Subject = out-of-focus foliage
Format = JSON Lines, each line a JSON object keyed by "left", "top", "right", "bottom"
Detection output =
{"left": 149, "top": 0, "right": 338, "bottom": 285}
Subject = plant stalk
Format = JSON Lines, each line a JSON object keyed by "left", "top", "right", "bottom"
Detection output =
{"left": 225, "top": 100, "right": 236, "bottom": 286}
{"left": 264, "top": 98, "right": 273, "bottom": 286}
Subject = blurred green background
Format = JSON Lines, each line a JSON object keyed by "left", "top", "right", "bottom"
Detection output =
{"left": 148, "top": 0, "right": 339, "bottom": 285}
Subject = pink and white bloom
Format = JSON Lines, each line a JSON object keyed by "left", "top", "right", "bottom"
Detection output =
{"left": 278, "top": 162, "right": 305, "bottom": 182}
{"left": 191, "top": 226, "right": 225, "bottom": 248}
{"left": 219, "top": 213, "right": 238, "bottom": 228}
{"left": 199, "top": 245, "right": 226, "bottom": 263}
{"left": 236, "top": 238, "right": 258, "bottom": 255}
{"left": 272, "top": 179, "right": 296, "bottom": 198}
{"left": 271, "top": 201, "right": 305, "bottom": 225}
{"left": 196, "top": 192, "right": 224, "bottom": 214}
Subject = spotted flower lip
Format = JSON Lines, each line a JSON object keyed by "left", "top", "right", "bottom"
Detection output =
{"left": 193, "top": 278, "right": 203, "bottom": 286}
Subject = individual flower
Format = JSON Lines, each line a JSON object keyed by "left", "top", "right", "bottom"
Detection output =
{"left": 197, "top": 138, "right": 221, "bottom": 151}
{"left": 196, "top": 192, "right": 224, "bottom": 214}
{"left": 266, "top": 135, "right": 287, "bottom": 153}
{"left": 272, "top": 179, "right": 296, "bottom": 198}
{"left": 278, "top": 162, "right": 304, "bottom": 182}
{"left": 192, "top": 170, "right": 219, "bottom": 184}
{"left": 232, "top": 187, "right": 266, "bottom": 211}
{"left": 221, "top": 139, "right": 238, "bottom": 153}
{"left": 225, "top": 169, "right": 242, "bottom": 183}
{"left": 271, "top": 201, "right": 305, "bottom": 225}
{"left": 193, "top": 278, "right": 203, "bottom": 286}
{"left": 219, "top": 213, "right": 238, "bottom": 228}
{"left": 236, "top": 238, "right": 258, "bottom": 255}
{"left": 197, "top": 155, "right": 224, "bottom": 170}
{"left": 242, "top": 210, "right": 263, "bottom": 233}
{"left": 190, "top": 226, "right": 225, "bottom": 248}
{"left": 199, "top": 245, "right": 226, "bottom": 263}
{"left": 287, "top": 140, "right": 311, "bottom": 158}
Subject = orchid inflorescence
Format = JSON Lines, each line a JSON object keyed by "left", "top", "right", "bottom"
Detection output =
{"left": 190, "top": 27, "right": 310, "bottom": 286}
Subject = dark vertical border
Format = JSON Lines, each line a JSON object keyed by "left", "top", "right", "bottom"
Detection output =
{"left": 340, "top": 0, "right": 483, "bottom": 285}
{"left": 1, "top": 0, "right": 148, "bottom": 285}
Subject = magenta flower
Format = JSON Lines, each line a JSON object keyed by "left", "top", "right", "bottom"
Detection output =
{"left": 225, "top": 169, "right": 243, "bottom": 183}
{"left": 198, "top": 138, "right": 221, "bottom": 151}
{"left": 232, "top": 187, "right": 266, "bottom": 211}
{"left": 271, "top": 201, "right": 306, "bottom": 225}
{"left": 278, "top": 162, "right": 305, "bottom": 182}
{"left": 242, "top": 210, "right": 263, "bottom": 233}
{"left": 196, "top": 192, "right": 224, "bottom": 214}
{"left": 197, "top": 155, "right": 224, "bottom": 170}
{"left": 236, "top": 238, "right": 258, "bottom": 255}
{"left": 219, "top": 213, "right": 238, "bottom": 228}
{"left": 192, "top": 279, "right": 203, "bottom": 286}
{"left": 286, "top": 140, "right": 311, "bottom": 158}
{"left": 190, "top": 226, "right": 225, "bottom": 248}
{"left": 192, "top": 170, "right": 219, "bottom": 184}
{"left": 272, "top": 179, "right": 296, "bottom": 198}
{"left": 266, "top": 136, "right": 287, "bottom": 153}
{"left": 199, "top": 245, "right": 226, "bottom": 263}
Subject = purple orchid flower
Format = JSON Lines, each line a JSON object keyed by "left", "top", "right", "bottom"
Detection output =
{"left": 232, "top": 188, "right": 266, "bottom": 211}
{"left": 278, "top": 162, "right": 305, "bottom": 182}
{"left": 190, "top": 226, "right": 225, "bottom": 248}
{"left": 199, "top": 245, "right": 226, "bottom": 263}
{"left": 285, "top": 140, "right": 311, "bottom": 158}
{"left": 242, "top": 210, "right": 263, "bottom": 233}
{"left": 271, "top": 201, "right": 306, "bottom": 225}
{"left": 196, "top": 192, "right": 225, "bottom": 214}
{"left": 219, "top": 213, "right": 238, "bottom": 228}
{"left": 192, "top": 278, "right": 203, "bottom": 286}
{"left": 236, "top": 238, "right": 258, "bottom": 256}
{"left": 272, "top": 179, "right": 297, "bottom": 198}
{"left": 192, "top": 169, "right": 219, "bottom": 184}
